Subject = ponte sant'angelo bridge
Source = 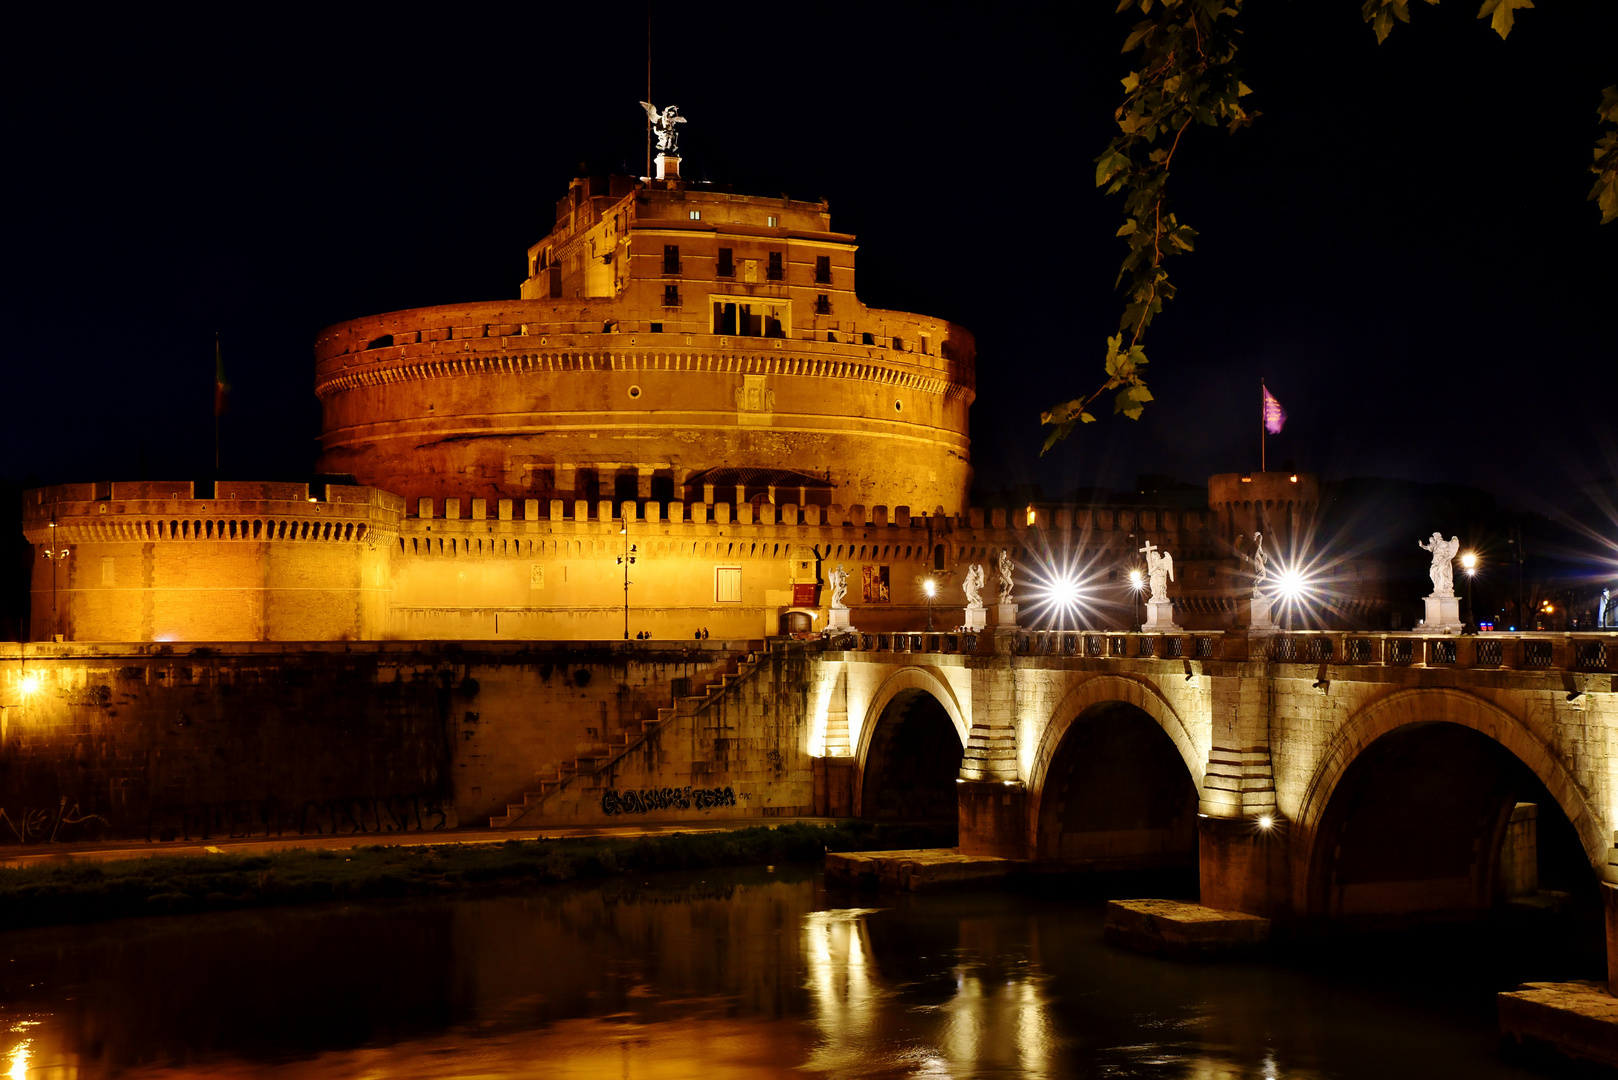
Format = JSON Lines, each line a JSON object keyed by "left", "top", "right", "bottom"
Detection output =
{"left": 805, "top": 627, "right": 1617, "bottom": 938}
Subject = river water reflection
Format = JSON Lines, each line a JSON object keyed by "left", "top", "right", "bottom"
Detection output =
{"left": 0, "top": 867, "right": 1576, "bottom": 1078}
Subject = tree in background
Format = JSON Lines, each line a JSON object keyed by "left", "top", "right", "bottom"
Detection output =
{"left": 1040, "top": 0, "right": 1617, "bottom": 450}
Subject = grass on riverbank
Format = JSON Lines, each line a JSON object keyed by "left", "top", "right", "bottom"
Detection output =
{"left": 0, "top": 821, "right": 955, "bottom": 929}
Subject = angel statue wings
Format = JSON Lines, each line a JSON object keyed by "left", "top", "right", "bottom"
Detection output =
{"left": 1141, "top": 541, "right": 1174, "bottom": 604}
{"left": 997, "top": 548, "right": 1015, "bottom": 604}
{"left": 1417, "top": 533, "right": 1461, "bottom": 596}
{"left": 963, "top": 564, "right": 986, "bottom": 609}
{"left": 639, "top": 101, "right": 687, "bottom": 153}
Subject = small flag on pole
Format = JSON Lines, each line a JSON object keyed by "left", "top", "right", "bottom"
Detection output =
{"left": 214, "top": 338, "right": 230, "bottom": 417}
{"left": 1262, "top": 384, "right": 1286, "bottom": 434}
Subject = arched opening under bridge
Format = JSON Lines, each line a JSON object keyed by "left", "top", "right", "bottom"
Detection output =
{"left": 859, "top": 689, "right": 962, "bottom": 821}
{"left": 1034, "top": 700, "right": 1198, "bottom": 870}
{"left": 1306, "top": 721, "right": 1599, "bottom": 926}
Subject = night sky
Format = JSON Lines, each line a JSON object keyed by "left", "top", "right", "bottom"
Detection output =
{"left": 6, "top": 3, "right": 1615, "bottom": 515}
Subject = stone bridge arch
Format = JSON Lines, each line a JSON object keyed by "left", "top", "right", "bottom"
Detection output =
{"left": 1025, "top": 675, "right": 1207, "bottom": 864}
{"left": 1293, "top": 687, "right": 1609, "bottom": 917}
{"left": 853, "top": 664, "right": 969, "bottom": 821}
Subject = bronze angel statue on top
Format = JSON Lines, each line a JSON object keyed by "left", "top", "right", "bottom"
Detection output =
{"left": 640, "top": 101, "right": 687, "bottom": 153}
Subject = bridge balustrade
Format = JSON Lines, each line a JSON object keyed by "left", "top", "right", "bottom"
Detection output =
{"left": 846, "top": 631, "right": 979, "bottom": 654}
{"left": 967, "top": 628, "right": 1612, "bottom": 673}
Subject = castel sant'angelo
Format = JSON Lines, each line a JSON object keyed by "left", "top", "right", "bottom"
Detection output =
{"left": 20, "top": 119, "right": 1366, "bottom": 643}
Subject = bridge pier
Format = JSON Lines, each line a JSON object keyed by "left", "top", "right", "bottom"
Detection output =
{"left": 1606, "top": 883, "right": 1618, "bottom": 996}
{"left": 957, "top": 779, "right": 1027, "bottom": 859}
{"left": 1198, "top": 815, "right": 1292, "bottom": 918}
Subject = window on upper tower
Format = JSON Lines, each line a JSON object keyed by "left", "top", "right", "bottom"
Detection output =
{"left": 663, "top": 284, "right": 681, "bottom": 307}
{"left": 767, "top": 252, "right": 783, "bottom": 281}
{"left": 663, "top": 245, "right": 681, "bottom": 274}
{"left": 814, "top": 256, "right": 831, "bottom": 284}
{"left": 815, "top": 295, "right": 831, "bottom": 315}
{"left": 717, "top": 248, "right": 734, "bottom": 277}
{"left": 767, "top": 214, "right": 779, "bottom": 227}
{"left": 862, "top": 332, "right": 875, "bottom": 346}
{"left": 689, "top": 209, "right": 701, "bottom": 221}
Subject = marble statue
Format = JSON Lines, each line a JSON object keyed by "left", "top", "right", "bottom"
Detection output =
{"left": 1600, "top": 587, "right": 1611, "bottom": 628}
{"left": 997, "top": 548, "right": 1015, "bottom": 604}
{"left": 1140, "top": 541, "right": 1174, "bottom": 603}
{"left": 1247, "top": 532, "right": 1269, "bottom": 595}
{"left": 1418, "top": 533, "right": 1461, "bottom": 597}
{"left": 639, "top": 101, "right": 687, "bottom": 153}
{"left": 963, "top": 563, "right": 985, "bottom": 608}
{"left": 828, "top": 564, "right": 849, "bottom": 610}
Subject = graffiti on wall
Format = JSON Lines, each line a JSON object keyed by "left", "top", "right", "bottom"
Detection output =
{"left": 0, "top": 798, "right": 110, "bottom": 844}
{"left": 601, "top": 786, "right": 737, "bottom": 816}
{"left": 143, "top": 794, "right": 457, "bottom": 843}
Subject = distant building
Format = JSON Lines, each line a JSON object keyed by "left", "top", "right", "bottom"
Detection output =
{"left": 19, "top": 169, "right": 1383, "bottom": 642}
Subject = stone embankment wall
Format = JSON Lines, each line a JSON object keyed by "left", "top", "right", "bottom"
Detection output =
{"left": 0, "top": 640, "right": 786, "bottom": 844}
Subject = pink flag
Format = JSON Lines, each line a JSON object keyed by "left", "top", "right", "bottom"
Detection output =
{"left": 1263, "top": 385, "right": 1286, "bottom": 434}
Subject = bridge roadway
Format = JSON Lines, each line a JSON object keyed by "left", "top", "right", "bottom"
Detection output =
{"left": 810, "top": 627, "right": 1618, "bottom": 987}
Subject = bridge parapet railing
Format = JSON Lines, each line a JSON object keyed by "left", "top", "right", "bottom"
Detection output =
{"left": 981, "top": 629, "right": 1613, "bottom": 672}
{"left": 1009, "top": 630, "right": 1217, "bottom": 661}
{"left": 1268, "top": 631, "right": 1614, "bottom": 673}
{"left": 840, "top": 631, "right": 980, "bottom": 655}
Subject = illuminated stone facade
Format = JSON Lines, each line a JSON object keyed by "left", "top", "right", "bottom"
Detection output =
{"left": 17, "top": 171, "right": 1378, "bottom": 643}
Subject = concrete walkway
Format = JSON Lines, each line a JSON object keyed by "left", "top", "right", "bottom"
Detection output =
{"left": 0, "top": 817, "right": 841, "bottom": 870}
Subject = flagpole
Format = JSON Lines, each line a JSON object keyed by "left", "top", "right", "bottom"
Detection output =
{"left": 215, "top": 333, "right": 221, "bottom": 475}
{"left": 1260, "top": 379, "right": 1266, "bottom": 473}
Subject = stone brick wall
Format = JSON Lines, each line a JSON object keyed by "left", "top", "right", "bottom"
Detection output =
{"left": 0, "top": 640, "right": 751, "bottom": 843}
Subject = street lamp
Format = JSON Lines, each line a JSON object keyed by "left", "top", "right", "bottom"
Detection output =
{"left": 616, "top": 524, "right": 637, "bottom": 640}
{"left": 43, "top": 521, "right": 69, "bottom": 641}
{"left": 1460, "top": 551, "right": 1478, "bottom": 634}
{"left": 923, "top": 577, "right": 937, "bottom": 631}
{"left": 1128, "top": 568, "right": 1144, "bottom": 633}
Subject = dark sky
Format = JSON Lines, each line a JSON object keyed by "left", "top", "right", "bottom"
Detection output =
{"left": 5, "top": 2, "right": 1614, "bottom": 514}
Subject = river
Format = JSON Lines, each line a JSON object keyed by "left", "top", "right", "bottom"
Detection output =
{"left": 0, "top": 865, "right": 1596, "bottom": 1078}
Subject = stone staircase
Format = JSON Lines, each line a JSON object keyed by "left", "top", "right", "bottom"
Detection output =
{"left": 488, "top": 641, "right": 766, "bottom": 828}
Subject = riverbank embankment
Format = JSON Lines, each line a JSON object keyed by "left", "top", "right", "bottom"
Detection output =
{"left": 0, "top": 820, "right": 954, "bottom": 929}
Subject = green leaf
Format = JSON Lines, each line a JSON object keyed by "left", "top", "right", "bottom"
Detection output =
{"left": 1121, "top": 71, "right": 1141, "bottom": 94}
{"left": 1114, "top": 383, "right": 1155, "bottom": 420}
{"left": 1095, "top": 149, "right": 1131, "bottom": 188}
{"left": 1237, "top": 81, "right": 1253, "bottom": 97}
{"left": 1477, "top": 0, "right": 1532, "bottom": 39}
{"left": 1116, "top": 219, "right": 1138, "bottom": 237}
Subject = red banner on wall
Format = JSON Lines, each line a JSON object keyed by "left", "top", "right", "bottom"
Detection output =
{"left": 792, "top": 583, "right": 819, "bottom": 607}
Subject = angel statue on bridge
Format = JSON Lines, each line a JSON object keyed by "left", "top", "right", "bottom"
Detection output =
{"left": 1140, "top": 541, "right": 1174, "bottom": 603}
{"left": 640, "top": 101, "right": 687, "bottom": 153}
{"left": 997, "top": 548, "right": 1016, "bottom": 604}
{"left": 828, "top": 564, "right": 849, "bottom": 610}
{"left": 963, "top": 563, "right": 986, "bottom": 609}
{"left": 1240, "top": 532, "right": 1269, "bottom": 597}
{"left": 1417, "top": 533, "right": 1461, "bottom": 597}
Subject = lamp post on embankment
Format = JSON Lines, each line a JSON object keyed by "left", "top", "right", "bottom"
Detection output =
{"left": 43, "top": 520, "right": 69, "bottom": 641}
{"left": 617, "top": 521, "right": 636, "bottom": 639}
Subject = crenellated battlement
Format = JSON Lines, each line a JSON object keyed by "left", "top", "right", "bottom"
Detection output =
{"left": 22, "top": 483, "right": 405, "bottom": 546}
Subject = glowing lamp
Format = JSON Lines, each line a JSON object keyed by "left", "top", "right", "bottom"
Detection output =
{"left": 1257, "top": 814, "right": 1274, "bottom": 830}
{"left": 923, "top": 578, "right": 937, "bottom": 598}
{"left": 1276, "top": 569, "right": 1305, "bottom": 600}
{"left": 1129, "top": 569, "right": 1143, "bottom": 589}
{"left": 19, "top": 673, "right": 42, "bottom": 697}
{"left": 1025, "top": 505, "right": 1036, "bottom": 527}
